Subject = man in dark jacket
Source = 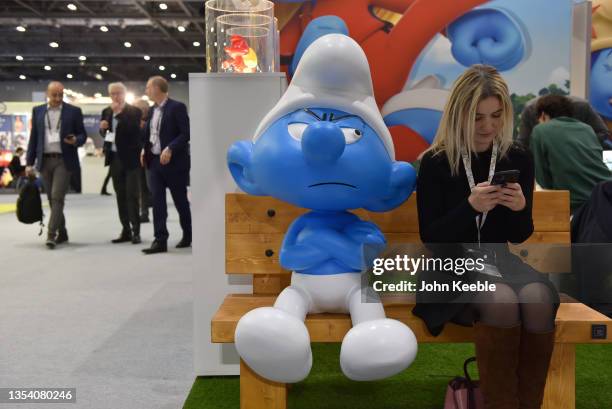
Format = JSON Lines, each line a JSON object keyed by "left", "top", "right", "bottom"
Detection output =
{"left": 100, "top": 82, "right": 143, "bottom": 244}
{"left": 141, "top": 76, "right": 191, "bottom": 254}
{"left": 26, "top": 81, "right": 86, "bottom": 249}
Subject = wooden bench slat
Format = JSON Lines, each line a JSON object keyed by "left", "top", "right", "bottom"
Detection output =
{"left": 211, "top": 294, "right": 612, "bottom": 344}
{"left": 226, "top": 191, "right": 570, "bottom": 234}
{"left": 227, "top": 232, "right": 572, "bottom": 275}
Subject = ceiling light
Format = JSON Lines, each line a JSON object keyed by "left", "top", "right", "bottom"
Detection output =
{"left": 100, "top": 66, "right": 108, "bottom": 72}
{"left": 78, "top": 55, "right": 86, "bottom": 61}
{"left": 192, "top": 41, "right": 200, "bottom": 47}
{"left": 49, "top": 42, "right": 59, "bottom": 48}
{"left": 16, "top": 55, "right": 23, "bottom": 61}
{"left": 95, "top": 73, "right": 103, "bottom": 80}
{"left": 170, "top": 73, "right": 177, "bottom": 79}
{"left": 159, "top": 3, "right": 168, "bottom": 10}
{"left": 16, "top": 25, "right": 26, "bottom": 32}
{"left": 143, "top": 55, "right": 150, "bottom": 61}
{"left": 44, "top": 65, "right": 52, "bottom": 71}
{"left": 126, "top": 92, "right": 135, "bottom": 104}
{"left": 67, "top": 3, "right": 77, "bottom": 11}
{"left": 123, "top": 41, "right": 132, "bottom": 48}
{"left": 158, "top": 65, "right": 165, "bottom": 71}
{"left": 100, "top": 25, "right": 109, "bottom": 32}
{"left": 66, "top": 73, "right": 73, "bottom": 79}
{"left": 177, "top": 25, "right": 186, "bottom": 32}
{"left": 94, "top": 93, "right": 102, "bottom": 98}
{"left": 19, "top": 75, "right": 26, "bottom": 80}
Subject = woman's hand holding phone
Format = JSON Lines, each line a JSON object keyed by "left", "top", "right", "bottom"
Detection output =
{"left": 468, "top": 182, "right": 502, "bottom": 212}
{"left": 498, "top": 183, "right": 526, "bottom": 211}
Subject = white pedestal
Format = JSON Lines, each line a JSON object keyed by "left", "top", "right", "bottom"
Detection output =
{"left": 189, "top": 72, "right": 287, "bottom": 375}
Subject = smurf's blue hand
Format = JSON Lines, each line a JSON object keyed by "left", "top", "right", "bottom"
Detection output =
{"left": 343, "top": 220, "right": 386, "bottom": 246}
{"left": 280, "top": 215, "right": 364, "bottom": 272}
{"left": 447, "top": 8, "right": 527, "bottom": 71}
{"left": 280, "top": 243, "right": 332, "bottom": 271}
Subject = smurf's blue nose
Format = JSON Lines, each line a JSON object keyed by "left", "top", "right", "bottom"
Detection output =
{"left": 301, "top": 121, "right": 345, "bottom": 165}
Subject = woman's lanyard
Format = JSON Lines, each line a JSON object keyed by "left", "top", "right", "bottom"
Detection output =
{"left": 461, "top": 141, "right": 499, "bottom": 246}
{"left": 45, "top": 110, "right": 61, "bottom": 132}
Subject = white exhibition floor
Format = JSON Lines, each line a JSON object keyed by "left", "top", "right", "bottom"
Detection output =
{"left": 0, "top": 194, "right": 194, "bottom": 409}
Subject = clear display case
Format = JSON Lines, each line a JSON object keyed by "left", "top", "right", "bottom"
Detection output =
{"left": 205, "top": 0, "right": 277, "bottom": 73}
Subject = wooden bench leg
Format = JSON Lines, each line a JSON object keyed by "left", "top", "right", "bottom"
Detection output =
{"left": 240, "top": 359, "right": 287, "bottom": 409}
{"left": 542, "top": 343, "right": 575, "bottom": 409}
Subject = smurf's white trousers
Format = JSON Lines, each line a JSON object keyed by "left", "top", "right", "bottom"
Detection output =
{"left": 234, "top": 272, "right": 418, "bottom": 383}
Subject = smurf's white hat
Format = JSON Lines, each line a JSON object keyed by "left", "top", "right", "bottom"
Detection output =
{"left": 253, "top": 34, "right": 395, "bottom": 158}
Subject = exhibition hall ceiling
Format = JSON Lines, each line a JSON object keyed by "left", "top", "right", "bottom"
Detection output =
{"left": 0, "top": 0, "right": 206, "bottom": 81}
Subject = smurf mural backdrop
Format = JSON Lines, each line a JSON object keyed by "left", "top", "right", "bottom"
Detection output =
{"left": 275, "top": 0, "right": 573, "bottom": 161}
{"left": 227, "top": 34, "right": 418, "bottom": 383}
{"left": 590, "top": 0, "right": 612, "bottom": 130}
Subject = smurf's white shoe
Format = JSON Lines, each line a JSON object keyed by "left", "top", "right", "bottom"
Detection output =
{"left": 339, "top": 318, "right": 417, "bottom": 381}
{"left": 235, "top": 306, "right": 312, "bottom": 383}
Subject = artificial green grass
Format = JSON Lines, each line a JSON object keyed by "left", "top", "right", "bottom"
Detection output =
{"left": 184, "top": 343, "right": 612, "bottom": 409}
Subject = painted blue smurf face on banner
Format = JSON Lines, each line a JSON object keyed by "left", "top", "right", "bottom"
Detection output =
{"left": 228, "top": 34, "right": 416, "bottom": 212}
{"left": 590, "top": 49, "right": 612, "bottom": 121}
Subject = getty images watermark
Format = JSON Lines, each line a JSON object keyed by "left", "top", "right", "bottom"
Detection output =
{"left": 369, "top": 253, "right": 498, "bottom": 293}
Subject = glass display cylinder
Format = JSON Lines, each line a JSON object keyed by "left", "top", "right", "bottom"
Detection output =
{"left": 205, "top": 0, "right": 274, "bottom": 73}
{"left": 216, "top": 13, "right": 275, "bottom": 73}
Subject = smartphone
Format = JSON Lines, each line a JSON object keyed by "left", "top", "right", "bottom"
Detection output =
{"left": 490, "top": 170, "right": 520, "bottom": 186}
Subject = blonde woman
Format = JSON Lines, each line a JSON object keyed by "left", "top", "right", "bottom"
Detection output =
{"left": 412, "top": 65, "right": 558, "bottom": 409}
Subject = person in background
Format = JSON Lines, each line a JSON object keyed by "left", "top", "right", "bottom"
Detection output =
{"left": 26, "top": 81, "right": 87, "bottom": 249}
{"left": 100, "top": 82, "right": 143, "bottom": 244}
{"left": 530, "top": 94, "right": 612, "bottom": 213}
{"left": 141, "top": 76, "right": 191, "bottom": 254}
{"left": 518, "top": 95, "right": 611, "bottom": 150}
{"left": 413, "top": 65, "right": 559, "bottom": 409}
{"left": 8, "top": 147, "right": 26, "bottom": 190}
{"left": 9, "top": 147, "right": 25, "bottom": 178}
{"left": 133, "top": 99, "right": 152, "bottom": 223}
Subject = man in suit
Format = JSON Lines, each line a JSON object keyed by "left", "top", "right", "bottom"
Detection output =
{"left": 141, "top": 76, "right": 191, "bottom": 254}
{"left": 100, "top": 82, "right": 143, "bottom": 244}
{"left": 26, "top": 81, "right": 86, "bottom": 249}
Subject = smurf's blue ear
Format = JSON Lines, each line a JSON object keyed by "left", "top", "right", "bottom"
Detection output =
{"left": 364, "top": 162, "right": 417, "bottom": 212}
{"left": 227, "top": 140, "right": 265, "bottom": 196}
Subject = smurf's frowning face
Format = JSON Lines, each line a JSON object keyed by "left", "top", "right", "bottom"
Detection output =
{"left": 228, "top": 107, "right": 416, "bottom": 212}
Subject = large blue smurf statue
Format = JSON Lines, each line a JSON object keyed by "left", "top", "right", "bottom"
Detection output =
{"left": 227, "top": 34, "right": 418, "bottom": 383}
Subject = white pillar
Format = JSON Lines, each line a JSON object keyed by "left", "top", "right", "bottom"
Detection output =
{"left": 189, "top": 73, "right": 287, "bottom": 375}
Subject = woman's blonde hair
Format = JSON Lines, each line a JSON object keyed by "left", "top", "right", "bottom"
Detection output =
{"left": 427, "top": 64, "right": 514, "bottom": 175}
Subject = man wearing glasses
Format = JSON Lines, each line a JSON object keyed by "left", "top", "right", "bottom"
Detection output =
{"left": 26, "top": 81, "right": 86, "bottom": 249}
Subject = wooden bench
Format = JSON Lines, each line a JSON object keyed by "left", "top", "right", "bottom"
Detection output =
{"left": 213, "top": 191, "right": 612, "bottom": 409}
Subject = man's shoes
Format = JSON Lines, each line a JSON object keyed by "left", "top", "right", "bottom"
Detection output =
{"left": 139, "top": 214, "right": 150, "bottom": 223}
{"left": 100, "top": 191, "right": 112, "bottom": 196}
{"left": 46, "top": 238, "right": 57, "bottom": 249}
{"left": 56, "top": 230, "right": 69, "bottom": 244}
{"left": 142, "top": 241, "right": 167, "bottom": 255}
{"left": 175, "top": 238, "right": 191, "bottom": 248}
{"left": 112, "top": 232, "right": 132, "bottom": 243}
{"left": 131, "top": 235, "right": 142, "bottom": 244}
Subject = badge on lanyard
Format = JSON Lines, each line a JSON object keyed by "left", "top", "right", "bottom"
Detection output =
{"left": 461, "top": 141, "right": 499, "bottom": 246}
{"left": 46, "top": 110, "right": 61, "bottom": 144}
